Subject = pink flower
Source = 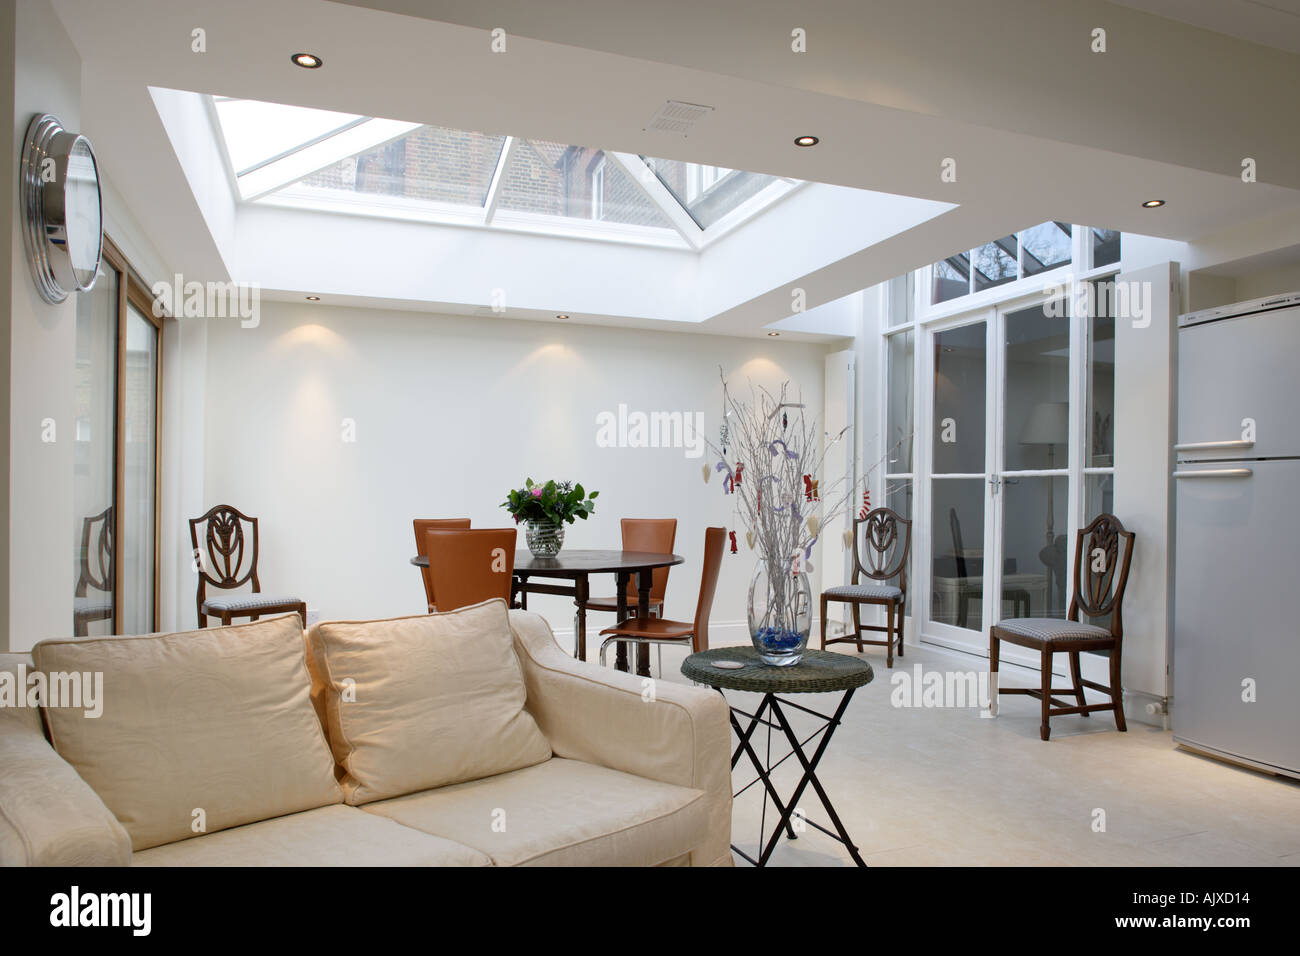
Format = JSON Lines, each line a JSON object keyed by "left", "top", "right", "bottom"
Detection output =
{"left": 530, "top": 487, "right": 544, "bottom": 497}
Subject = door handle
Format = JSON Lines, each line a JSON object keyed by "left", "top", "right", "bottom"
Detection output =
{"left": 1172, "top": 468, "right": 1253, "bottom": 479}
{"left": 1173, "top": 439, "right": 1255, "bottom": 452}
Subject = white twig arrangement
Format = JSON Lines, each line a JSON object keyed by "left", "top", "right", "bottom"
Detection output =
{"left": 704, "top": 369, "right": 907, "bottom": 647}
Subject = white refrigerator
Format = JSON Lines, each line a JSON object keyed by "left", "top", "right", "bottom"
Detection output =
{"left": 1173, "top": 291, "right": 1300, "bottom": 778}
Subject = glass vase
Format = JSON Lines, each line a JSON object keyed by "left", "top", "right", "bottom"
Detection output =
{"left": 525, "top": 519, "right": 565, "bottom": 557}
{"left": 747, "top": 557, "right": 812, "bottom": 666}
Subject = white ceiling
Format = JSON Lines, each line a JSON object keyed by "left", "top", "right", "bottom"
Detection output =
{"left": 50, "top": 0, "right": 1300, "bottom": 336}
{"left": 1108, "top": 0, "right": 1300, "bottom": 55}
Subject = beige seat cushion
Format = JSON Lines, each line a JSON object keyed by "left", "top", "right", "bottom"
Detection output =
{"left": 130, "top": 804, "right": 490, "bottom": 867}
{"left": 33, "top": 614, "right": 342, "bottom": 851}
{"left": 305, "top": 599, "right": 551, "bottom": 805}
{"left": 363, "top": 757, "right": 709, "bottom": 866}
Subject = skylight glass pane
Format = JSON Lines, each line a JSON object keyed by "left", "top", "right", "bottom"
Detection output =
{"left": 1092, "top": 228, "right": 1121, "bottom": 267}
{"left": 296, "top": 126, "right": 507, "bottom": 207}
{"left": 496, "top": 141, "right": 674, "bottom": 228}
{"left": 932, "top": 255, "right": 969, "bottom": 304}
{"left": 1021, "top": 221, "right": 1072, "bottom": 276}
{"left": 641, "top": 156, "right": 781, "bottom": 229}
{"left": 972, "top": 235, "right": 1018, "bottom": 292}
{"left": 214, "top": 97, "right": 363, "bottom": 175}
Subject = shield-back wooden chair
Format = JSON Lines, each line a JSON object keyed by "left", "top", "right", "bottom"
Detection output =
{"left": 190, "top": 504, "right": 307, "bottom": 628}
{"left": 819, "top": 507, "right": 911, "bottom": 668}
{"left": 413, "top": 518, "right": 471, "bottom": 611}
{"left": 989, "top": 513, "right": 1136, "bottom": 740}
{"left": 74, "top": 506, "right": 113, "bottom": 636}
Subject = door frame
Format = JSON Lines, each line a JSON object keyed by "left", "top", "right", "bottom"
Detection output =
{"left": 915, "top": 285, "right": 1087, "bottom": 668}
{"left": 915, "top": 306, "right": 998, "bottom": 656}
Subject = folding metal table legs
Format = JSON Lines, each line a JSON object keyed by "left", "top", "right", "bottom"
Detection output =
{"left": 726, "top": 689, "right": 866, "bottom": 867}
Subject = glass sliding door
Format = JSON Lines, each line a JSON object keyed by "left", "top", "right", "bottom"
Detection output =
{"left": 929, "top": 320, "right": 989, "bottom": 639}
{"left": 72, "top": 266, "right": 118, "bottom": 637}
{"left": 999, "top": 301, "right": 1070, "bottom": 618}
{"left": 70, "top": 239, "right": 162, "bottom": 636}
{"left": 119, "top": 302, "right": 160, "bottom": 634}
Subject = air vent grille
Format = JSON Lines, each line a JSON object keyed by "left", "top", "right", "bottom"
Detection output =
{"left": 646, "top": 100, "right": 714, "bottom": 136}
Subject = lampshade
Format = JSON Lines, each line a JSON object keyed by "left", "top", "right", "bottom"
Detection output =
{"left": 1019, "top": 401, "right": 1069, "bottom": 445}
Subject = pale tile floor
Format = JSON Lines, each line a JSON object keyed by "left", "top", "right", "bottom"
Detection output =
{"left": 642, "top": 636, "right": 1300, "bottom": 867}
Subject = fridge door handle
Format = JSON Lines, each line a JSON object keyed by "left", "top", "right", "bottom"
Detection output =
{"left": 1173, "top": 439, "right": 1255, "bottom": 452}
{"left": 1172, "top": 468, "right": 1254, "bottom": 479}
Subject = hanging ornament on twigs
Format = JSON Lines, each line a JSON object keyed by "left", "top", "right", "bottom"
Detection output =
{"left": 807, "top": 515, "right": 821, "bottom": 537}
{"left": 857, "top": 488, "right": 871, "bottom": 520}
{"left": 701, "top": 463, "right": 711, "bottom": 484}
{"left": 803, "top": 474, "right": 820, "bottom": 501}
{"left": 746, "top": 530, "right": 756, "bottom": 551}
{"left": 728, "top": 530, "right": 738, "bottom": 554}
{"left": 716, "top": 460, "right": 734, "bottom": 494}
{"left": 733, "top": 461, "right": 744, "bottom": 487}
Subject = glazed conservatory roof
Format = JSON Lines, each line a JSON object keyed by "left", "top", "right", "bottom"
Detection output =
{"left": 210, "top": 95, "right": 804, "bottom": 250}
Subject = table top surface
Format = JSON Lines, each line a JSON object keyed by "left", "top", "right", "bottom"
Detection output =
{"left": 410, "top": 549, "right": 684, "bottom": 575}
{"left": 681, "top": 647, "right": 874, "bottom": 693}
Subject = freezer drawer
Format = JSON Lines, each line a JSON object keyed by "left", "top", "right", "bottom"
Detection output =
{"left": 1173, "top": 459, "right": 1300, "bottom": 775}
{"left": 1177, "top": 305, "right": 1300, "bottom": 461}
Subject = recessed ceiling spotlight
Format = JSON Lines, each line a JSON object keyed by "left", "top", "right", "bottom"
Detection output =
{"left": 291, "top": 52, "right": 323, "bottom": 69}
{"left": 794, "top": 135, "right": 819, "bottom": 147}
{"left": 1142, "top": 199, "right": 1166, "bottom": 208}
{"left": 767, "top": 331, "right": 781, "bottom": 337}
{"left": 556, "top": 313, "right": 570, "bottom": 320}
{"left": 305, "top": 295, "right": 320, "bottom": 301}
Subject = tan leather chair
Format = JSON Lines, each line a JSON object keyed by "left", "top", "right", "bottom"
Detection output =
{"left": 425, "top": 528, "right": 517, "bottom": 613}
{"left": 599, "top": 526, "right": 724, "bottom": 672}
{"left": 575, "top": 518, "right": 676, "bottom": 661}
{"left": 414, "top": 518, "right": 471, "bottom": 611}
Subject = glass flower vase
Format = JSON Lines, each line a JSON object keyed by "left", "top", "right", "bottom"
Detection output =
{"left": 747, "top": 557, "right": 812, "bottom": 666}
{"left": 525, "top": 519, "right": 565, "bottom": 557}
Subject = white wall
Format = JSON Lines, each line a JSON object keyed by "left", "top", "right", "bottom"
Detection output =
{"left": 5, "top": 0, "right": 81, "bottom": 652}
{"left": 196, "top": 302, "right": 831, "bottom": 640}
{"left": 1113, "top": 261, "right": 1179, "bottom": 708}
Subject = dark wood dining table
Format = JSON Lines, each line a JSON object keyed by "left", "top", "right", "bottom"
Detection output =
{"left": 410, "top": 549, "right": 684, "bottom": 676}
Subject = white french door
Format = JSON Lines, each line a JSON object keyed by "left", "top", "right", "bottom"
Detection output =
{"left": 918, "top": 293, "right": 1078, "bottom": 664}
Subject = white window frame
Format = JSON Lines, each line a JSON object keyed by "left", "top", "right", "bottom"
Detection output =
{"left": 590, "top": 158, "right": 606, "bottom": 221}
{"left": 879, "top": 225, "right": 1123, "bottom": 662}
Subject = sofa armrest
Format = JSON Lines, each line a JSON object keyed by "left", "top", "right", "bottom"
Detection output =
{"left": 508, "top": 610, "right": 733, "bottom": 866}
{"left": 0, "top": 714, "right": 132, "bottom": 866}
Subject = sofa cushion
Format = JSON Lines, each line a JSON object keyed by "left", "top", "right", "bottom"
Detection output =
{"left": 0, "top": 652, "right": 44, "bottom": 737}
{"left": 305, "top": 599, "right": 551, "bottom": 805}
{"left": 130, "top": 804, "right": 490, "bottom": 867}
{"left": 0, "top": 711, "right": 132, "bottom": 866}
{"left": 32, "top": 614, "right": 343, "bottom": 851}
{"left": 363, "top": 757, "right": 709, "bottom": 866}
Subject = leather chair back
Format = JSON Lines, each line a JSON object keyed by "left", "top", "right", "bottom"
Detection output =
{"left": 620, "top": 518, "right": 677, "bottom": 603}
{"left": 691, "top": 527, "right": 727, "bottom": 652}
{"left": 425, "top": 528, "right": 517, "bottom": 612}
{"left": 413, "top": 518, "right": 471, "bottom": 610}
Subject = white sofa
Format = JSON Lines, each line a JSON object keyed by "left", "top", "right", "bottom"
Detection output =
{"left": 0, "top": 600, "right": 732, "bottom": 867}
